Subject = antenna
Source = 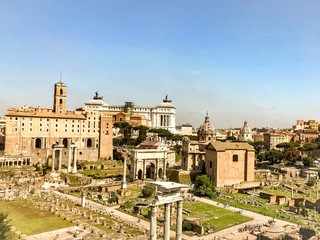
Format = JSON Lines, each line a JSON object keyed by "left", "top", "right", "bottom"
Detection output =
{"left": 59, "top": 71, "right": 63, "bottom": 83}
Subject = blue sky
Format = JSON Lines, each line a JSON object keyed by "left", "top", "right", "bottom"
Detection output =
{"left": 1, "top": 0, "right": 320, "bottom": 129}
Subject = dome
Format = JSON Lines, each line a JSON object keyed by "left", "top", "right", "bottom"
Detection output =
{"left": 197, "top": 112, "right": 216, "bottom": 142}
{"left": 240, "top": 120, "right": 252, "bottom": 134}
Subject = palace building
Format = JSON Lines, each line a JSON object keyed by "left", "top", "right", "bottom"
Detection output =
{"left": 83, "top": 94, "right": 177, "bottom": 133}
{"left": 4, "top": 80, "right": 113, "bottom": 168}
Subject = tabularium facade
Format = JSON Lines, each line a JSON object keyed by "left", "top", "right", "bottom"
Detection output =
{"left": 4, "top": 80, "right": 113, "bottom": 168}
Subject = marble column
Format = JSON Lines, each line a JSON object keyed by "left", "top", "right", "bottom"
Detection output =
{"left": 67, "top": 146, "right": 72, "bottom": 173}
{"left": 155, "top": 158, "right": 159, "bottom": 180}
{"left": 164, "top": 203, "right": 171, "bottom": 240}
{"left": 52, "top": 149, "right": 55, "bottom": 171}
{"left": 121, "top": 157, "right": 127, "bottom": 190}
{"left": 58, "top": 149, "right": 62, "bottom": 172}
{"left": 163, "top": 159, "right": 167, "bottom": 181}
{"left": 150, "top": 205, "right": 157, "bottom": 240}
{"left": 72, "top": 147, "right": 77, "bottom": 174}
{"left": 176, "top": 200, "right": 183, "bottom": 240}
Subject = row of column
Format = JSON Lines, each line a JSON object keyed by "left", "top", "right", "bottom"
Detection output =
{"left": 150, "top": 200, "right": 183, "bottom": 240}
{"left": 52, "top": 144, "right": 77, "bottom": 173}
{"left": 160, "top": 115, "right": 171, "bottom": 127}
{"left": 0, "top": 158, "right": 30, "bottom": 167}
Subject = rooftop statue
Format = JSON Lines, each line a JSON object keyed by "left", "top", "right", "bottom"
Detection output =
{"left": 93, "top": 91, "right": 103, "bottom": 100}
{"left": 163, "top": 95, "right": 172, "bottom": 103}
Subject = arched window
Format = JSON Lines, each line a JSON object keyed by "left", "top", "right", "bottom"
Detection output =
{"left": 232, "top": 154, "right": 238, "bottom": 162}
{"left": 62, "top": 138, "right": 68, "bottom": 148}
{"left": 59, "top": 99, "right": 63, "bottom": 104}
{"left": 60, "top": 89, "right": 63, "bottom": 95}
{"left": 87, "top": 138, "right": 92, "bottom": 148}
{"left": 35, "top": 138, "right": 42, "bottom": 149}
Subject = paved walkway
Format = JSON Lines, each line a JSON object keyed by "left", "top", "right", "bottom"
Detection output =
{"left": 32, "top": 191, "right": 296, "bottom": 240}
{"left": 26, "top": 226, "right": 89, "bottom": 240}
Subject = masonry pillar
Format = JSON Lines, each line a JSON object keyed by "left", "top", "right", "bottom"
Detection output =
{"left": 121, "top": 157, "right": 127, "bottom": 190}
{"left": 67, "top": 146, "right": 72, "bottom": 173}
{"left": 155, "top": 158, "right": 159, "bottom": 180}
{"left": 143, "top": 159, "right": 146, "bottom": 180}
{"left": 176, "top": 200, "right": 183, "bottom": 240}
{"left": 72, "top": 147, "right": 77, "bottom": 174}
{"left": 81, "top": 192, "right": 86, "bottom": 207}
{"left": 150, "top": 205, "right": 157, "bottom": 240}
{"left": 52, "top": 149, "right": 55, "bottom": 171}
{"left": 163, "top": 158, "right": 167, "bottom": 181}
{"left": 58, "top": 149, "right": 62, "bottom": 172}
{"left": 164, "top": 203, "right": 171, "bottom": 240}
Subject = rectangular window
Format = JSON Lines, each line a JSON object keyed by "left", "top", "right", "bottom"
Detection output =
{"left": 209, "top": 161, "right": 213, "bottom": 168}
{"left": 233, "top": 155, "right": 238, "bottom": 162}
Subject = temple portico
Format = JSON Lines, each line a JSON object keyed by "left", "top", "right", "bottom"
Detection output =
{"left": 149, "top": 182, "right": 189, "bottom": 240}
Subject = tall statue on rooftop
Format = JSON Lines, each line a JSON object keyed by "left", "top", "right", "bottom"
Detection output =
{"left": 93, "top": 91, "right": 103, "bottom": 100}
{"left": 163, "top": 95, "right": 172, "bottom": 103}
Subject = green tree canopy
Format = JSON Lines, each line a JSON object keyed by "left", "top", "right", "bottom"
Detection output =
{"left": 301, "top": 143, "right": 318, "bottom": 152}
{"left": 303, "top": 157, "right": 315, "bottom": 167}
{"left": 194, "top": 175, "right": 215, "bottom": 198}
{"left": 276, "top": 142, "right": 299, "bottom": 149}
{"left": 0, "top": 213, "right": 11, "bottom": 240}
{"left": 141, "top": 185, "right": 155, "bottom": 198}
{"left": 264, "top": 149, "right": 284, "bottom": 165}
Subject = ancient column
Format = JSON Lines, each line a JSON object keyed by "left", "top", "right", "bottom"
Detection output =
{"left": 72, "top": 147, "right": 77, "bottom": 174}
{"left": 58, "top": 149, "right": 62, "bottom": 172}
{"left": 176, "top": 200, "right": 183, "bottom": 240}
{"left": 52, "top": 149, "right": 55, "bottom": 171}
{"left": 155, "top": 158, "right": 159, "bottom": 180}
{"left": 164, "top": 203, "right": 171, "bottom": 240}
{"left": 121, "top": 157, "right": 127, "bottom": 190}
{"left": 67, "top": 146, "right": 72, "bottom": 173}
{"left": 150, "top": 205, "right": 157, "bottom": 240}
{"left": 81, "top": 192, "right": 86, "bottom": 207}
{"left": 163, "top": 158, "right": 167, "bottom": 181}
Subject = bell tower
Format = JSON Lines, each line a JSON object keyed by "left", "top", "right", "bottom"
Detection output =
{"left": 53, "top": 78, "right": 67, "bottom": 114}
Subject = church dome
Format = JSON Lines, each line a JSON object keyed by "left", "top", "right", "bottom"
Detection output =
{"left": 240, "top": 121, "right": 252, "bottom": 134}
{"left": 197, "top": 112, "right": 216, "bottom": 142}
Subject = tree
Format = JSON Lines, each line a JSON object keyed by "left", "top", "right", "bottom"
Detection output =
{"left": 135, "top": 125, "right": 148, "bottom": 145}
{"left": 252, "top": 141, "right": 267, "bottom": 154}
{"left": 194, "top": 175, "right": 215, "bottom": 198}
{"left": 300, "top": 143, "right": 318, "bottom": 157}
{"left": 0, "top": 213, "right": 11, "bottom": 240}
{"left": 264, "top": 149, "right": 284, "bottom": 165}
{"left": 303, "top": 157, "right": 315, "bottom": 167}
{"left": 285, "top": 148, "right": 301, "bottom": 163}
{"left": 257, "top": 152, "right": 266, "bottom": 162}
{"left": 141, "top": 185, "right": 155, "bottom": 198}
{"left": 276, "top": 142, "right": 299, "bottom": 149}
{"left": 149, "top": 128, "right": 173, "bottom": 139}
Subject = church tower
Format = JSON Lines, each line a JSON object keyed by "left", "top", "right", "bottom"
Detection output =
{"left": 53, "top": 79, "right": 67, "bottom": 114}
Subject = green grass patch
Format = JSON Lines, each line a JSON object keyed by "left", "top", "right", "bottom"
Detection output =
{"left": 0, "top": 199, "right": 74, "bottom": 236}
{"left": 183, "top": 201, "right": 252, "bottom": 232}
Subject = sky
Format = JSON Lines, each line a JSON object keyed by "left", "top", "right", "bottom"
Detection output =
{"left": 1, "top": 0, "right": 320, "bottom": 129}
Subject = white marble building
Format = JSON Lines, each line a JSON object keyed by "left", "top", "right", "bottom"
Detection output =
{"left": 83, "top": 93, "right": 176, "bottom": 133}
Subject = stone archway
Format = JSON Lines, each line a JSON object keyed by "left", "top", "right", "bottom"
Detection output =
{"left": 146, "top": 163, "right": 156, "bottom": 179}
{"left": 138, "top": 169, "right": 143, "bottom": 180}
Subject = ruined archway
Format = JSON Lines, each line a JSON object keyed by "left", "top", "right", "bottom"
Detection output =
{"left": 146, "top": 163, "right": 155, "bottom": 179}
